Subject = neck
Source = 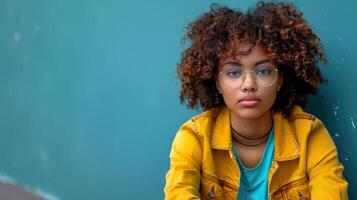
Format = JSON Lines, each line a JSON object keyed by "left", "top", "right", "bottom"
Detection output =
{"left": 230, "top": 109, "right": 273, "bottom": 139}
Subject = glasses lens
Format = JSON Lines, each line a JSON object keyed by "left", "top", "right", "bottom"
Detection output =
{"left": 255, "top": 66, "right": 278, "bottom": 87}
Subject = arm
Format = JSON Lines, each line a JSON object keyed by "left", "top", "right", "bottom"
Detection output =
{"left": 307, "top": 118, "right": 349, "bottom": 199}
{"left": 164, "top": 120, "right": 203, "bottom": 200}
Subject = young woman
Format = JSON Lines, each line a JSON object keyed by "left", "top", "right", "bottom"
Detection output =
{"left": 164, "top": 2, "right": 348, "bottom": 200}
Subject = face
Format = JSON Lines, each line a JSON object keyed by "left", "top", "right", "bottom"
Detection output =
{"left": 216, "top": 44, "right": 283, "bottom": 120}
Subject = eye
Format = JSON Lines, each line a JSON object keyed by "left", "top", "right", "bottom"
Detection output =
{"left": 226, "top": 70, "right": 242, "bottom": 78}
{"left": 256, "top": 66, "right": 271, "bottom": 76}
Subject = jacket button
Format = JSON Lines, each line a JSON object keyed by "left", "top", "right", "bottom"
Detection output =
{"left": 208, "top": 191, "right": 215, "bottom": 198}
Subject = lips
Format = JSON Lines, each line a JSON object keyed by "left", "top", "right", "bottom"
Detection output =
{"left": 238, "top": 96, "right": 260, "bottom": 107}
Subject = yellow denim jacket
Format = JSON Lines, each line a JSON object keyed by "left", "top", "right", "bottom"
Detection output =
{"left": 164, "top": 106, "right": 348, "bottom": 200}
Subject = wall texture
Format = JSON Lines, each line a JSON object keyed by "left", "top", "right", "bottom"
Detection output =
{"left": 0, "top": 0, "right": 355, "bottom": 199}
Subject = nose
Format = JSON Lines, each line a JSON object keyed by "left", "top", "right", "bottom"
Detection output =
{"left": 240, "top": 72, "right": 257, "bottom": 92}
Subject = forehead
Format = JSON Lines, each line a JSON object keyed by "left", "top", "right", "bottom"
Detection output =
{"left": 219, "top": 43, "right": 270, "bottom": 66}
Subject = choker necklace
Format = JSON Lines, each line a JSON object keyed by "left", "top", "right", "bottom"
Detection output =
{"left": 231, "top": 126, "right": 272, "bottom": 140}
{"left": 231, "top": 127, "right": 272, "bottom": 147}
{"left": 234, "top": 136, "right": 268, "bottom": 147}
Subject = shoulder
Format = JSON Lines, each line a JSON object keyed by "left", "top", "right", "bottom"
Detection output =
{"left": 287, "top": 106, "right": 318, "bottom": 123}
{"left": 274, "top": 106, "right": 329, "bottom": 145}
{"left": 169, "top": 107, "right": 223, "bottom": 163}
{"left": 286, "top": 106, "right": 332, "bottom": 146}
{"left": 179, "top": 107, "right": 223, "bottom": 136}
{"left": 286, "top": 106, "right": 326, "bottom": 132}
{"left": 172, "top": 107, "right": 223, "bottom": 148}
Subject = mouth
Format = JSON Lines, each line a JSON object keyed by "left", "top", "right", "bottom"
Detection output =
{"left": 238, "top": 96, "right": 260, "bottom": 107}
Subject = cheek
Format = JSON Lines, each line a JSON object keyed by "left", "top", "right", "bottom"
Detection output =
{"left": 219, "top": 86, "right": 237, "bottom": 105}
{"left": 262, "top": 88, "right": 278, "bottom": 105}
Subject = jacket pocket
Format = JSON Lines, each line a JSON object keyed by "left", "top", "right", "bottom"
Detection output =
{"left": 200, "top": 175, "right": 224, "bottom": 200}
{"left": 272, "top": 177, "right": 311, "bottom": 200}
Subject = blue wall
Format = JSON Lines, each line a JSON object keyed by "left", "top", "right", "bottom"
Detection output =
{"left": 0, "top": 0, "right": 355, "bottom": 199}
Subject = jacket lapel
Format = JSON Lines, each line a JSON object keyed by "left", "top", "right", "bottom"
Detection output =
{"left": 273, "top": 108, "right": 302, "bottom": 161}
{"left": 211, "top": 107, "right": 231, "bottom": 150}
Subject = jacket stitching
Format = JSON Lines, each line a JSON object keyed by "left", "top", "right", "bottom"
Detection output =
{"left": 288, "top": 113, "right": 316, "bottom": 122}
{"left": 201, "top": 172, "right": 238, "bottom": 192}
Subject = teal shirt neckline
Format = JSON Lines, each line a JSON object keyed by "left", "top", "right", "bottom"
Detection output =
{"left": 232, "top": 129, "right": 275, "bottom": 200}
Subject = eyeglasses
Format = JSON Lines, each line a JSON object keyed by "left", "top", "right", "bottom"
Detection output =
{"left": 218, "top": 65, "right": 279, "bottom": 88}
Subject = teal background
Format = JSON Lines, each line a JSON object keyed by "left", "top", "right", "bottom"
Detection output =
{"left": 0, "top": 0, "right": 355, "bottom": 199}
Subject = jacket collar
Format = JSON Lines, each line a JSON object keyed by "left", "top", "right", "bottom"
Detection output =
{"left": 211, "top": 106, "right": 302, "bottom": 161}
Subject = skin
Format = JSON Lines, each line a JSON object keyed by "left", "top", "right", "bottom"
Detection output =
{"left": 215, "top": 44, "right": 283, "bottom": 168}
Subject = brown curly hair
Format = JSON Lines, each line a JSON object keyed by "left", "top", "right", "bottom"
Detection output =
{"left": 177, "top": 1, "right": 326, "bottom": 118}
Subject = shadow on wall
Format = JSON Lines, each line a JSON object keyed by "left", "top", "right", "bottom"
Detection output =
{"left": 0, "top": 182, "right": 46, "bottom": 200}
{"left": 0, "top": 173, "right": 58, "bottom": 200}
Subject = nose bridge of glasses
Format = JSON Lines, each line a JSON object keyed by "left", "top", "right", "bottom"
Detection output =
{"left": 242, "top": 70, "right": 257, "bottom": 82}
{"left": 240, "top": 70, "right": 258, "bottom": 88}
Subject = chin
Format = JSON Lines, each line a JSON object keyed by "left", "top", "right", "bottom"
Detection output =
{"left": 234, "top": 107, "right": 271, "bottom": 120}
{"left": 237, "top": 111, "right": 263, "bottom": 119}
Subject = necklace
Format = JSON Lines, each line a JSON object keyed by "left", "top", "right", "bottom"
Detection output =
{"left": 231, "top": 127, "right": 272, "bottom": 147}
{"left": 231, "top": 126, "right": 271, "bottom": 140}
{"left": 233, "top": 135, "right": 269, "bottom": 146}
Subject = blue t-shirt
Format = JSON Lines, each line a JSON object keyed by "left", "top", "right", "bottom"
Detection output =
{"left": 232, "top": 129, "right": 274, "bottom": 200}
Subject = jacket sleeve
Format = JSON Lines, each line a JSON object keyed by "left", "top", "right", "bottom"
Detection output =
{"left": 164, "top": 120, "right": 203, "bottom": 200}
{"left": 307, "top": 118, "right": 349, "bottom": 199}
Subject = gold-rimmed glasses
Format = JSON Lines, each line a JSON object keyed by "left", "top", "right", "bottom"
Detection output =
{"left": 219, "top": 65, "right": 279, "bottom": 88}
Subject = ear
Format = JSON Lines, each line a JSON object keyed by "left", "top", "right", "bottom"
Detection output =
{"left": 215, "top": 75, "right": 222, "bottom": 94}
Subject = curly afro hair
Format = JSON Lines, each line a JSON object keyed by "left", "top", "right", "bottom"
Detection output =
{"left": 177, "top": 1, "right": 326, "bottom": 118}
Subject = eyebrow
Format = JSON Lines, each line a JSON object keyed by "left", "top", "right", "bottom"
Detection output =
{"left": 222, "top": 59, "right": 271, "bottom": 67}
